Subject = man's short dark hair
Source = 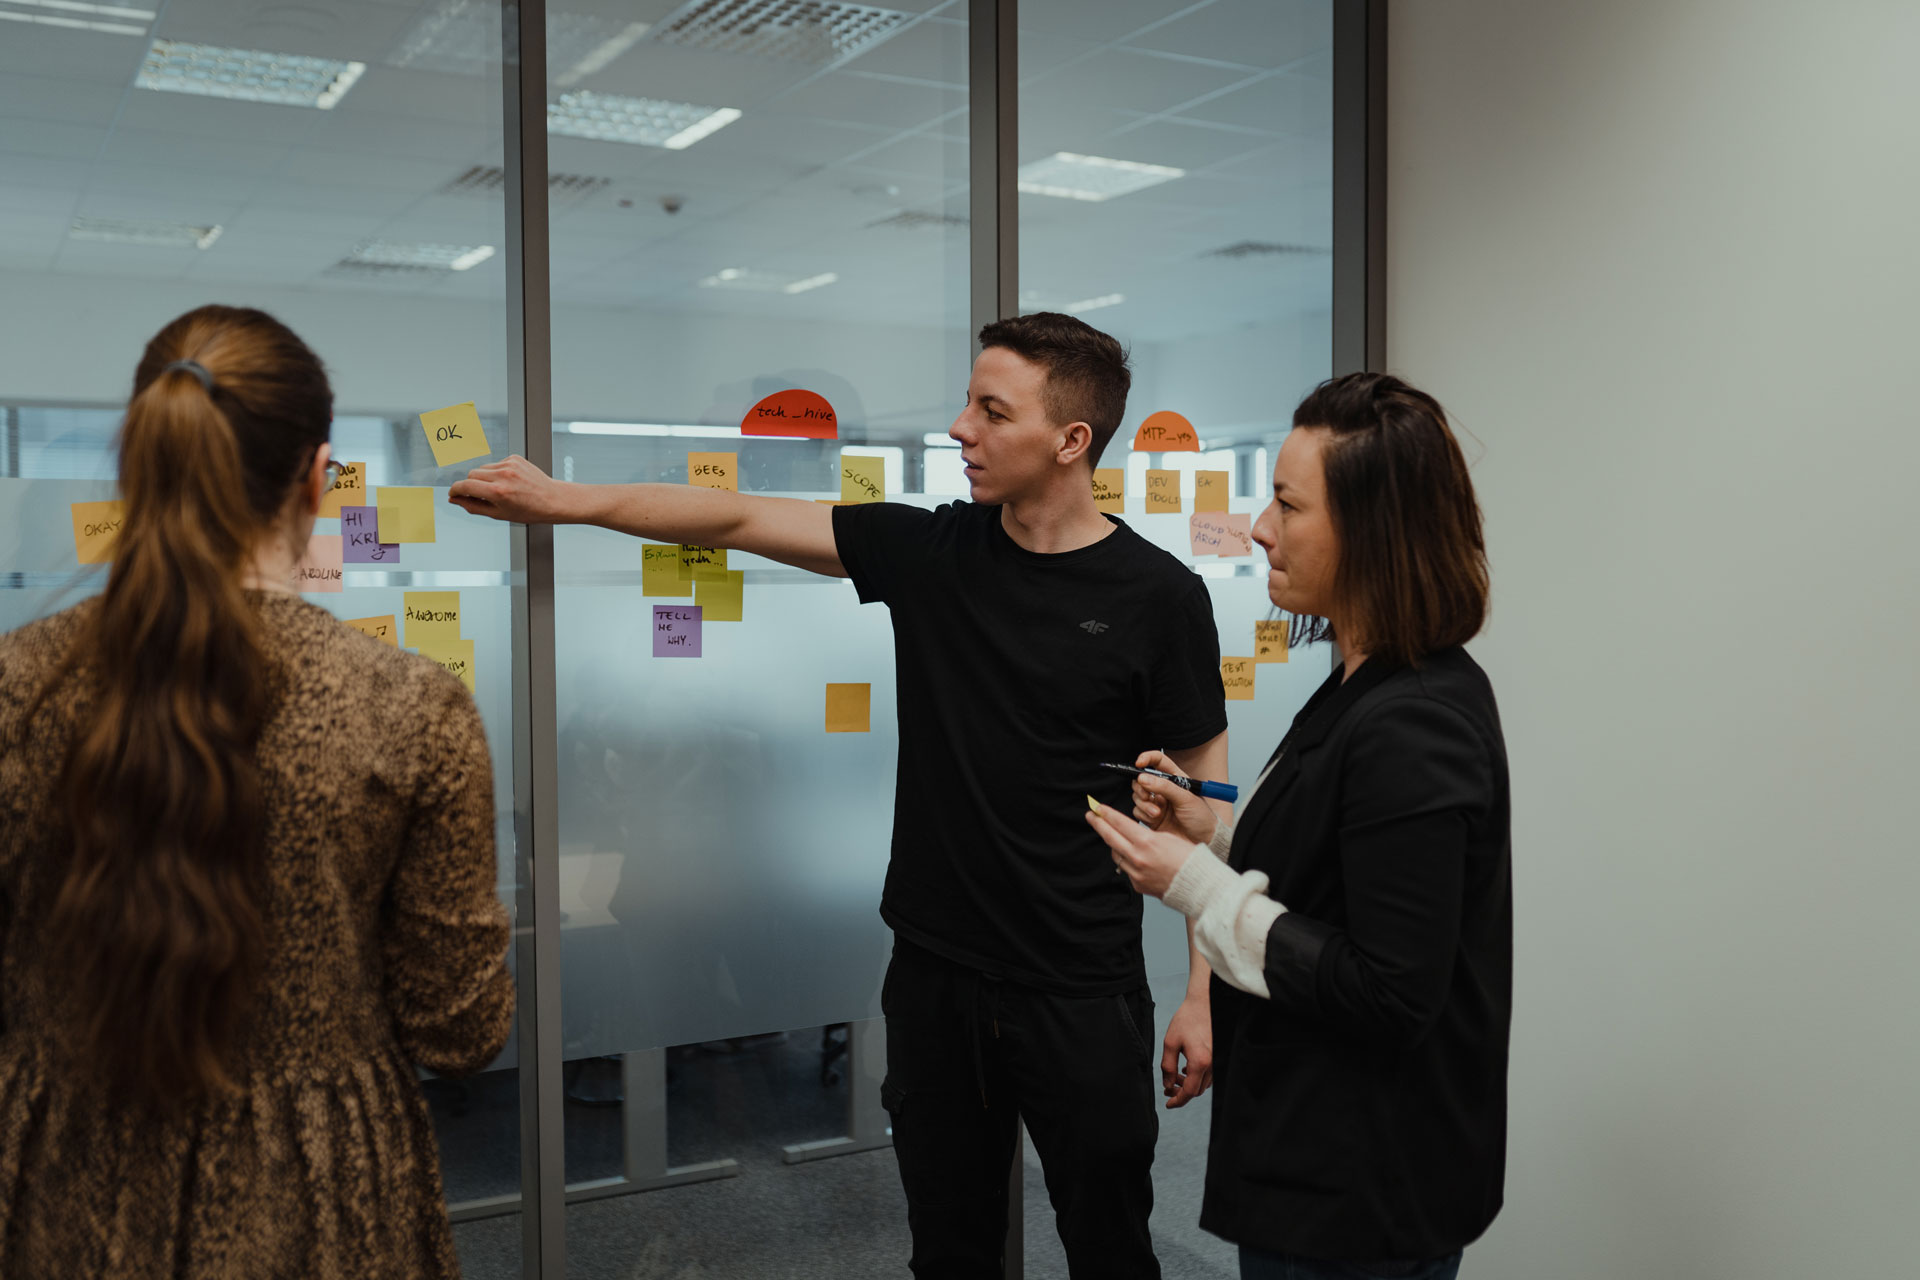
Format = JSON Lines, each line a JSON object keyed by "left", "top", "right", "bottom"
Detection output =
{"left": 978, "top": 312, "right": 1131, "bottom": 466}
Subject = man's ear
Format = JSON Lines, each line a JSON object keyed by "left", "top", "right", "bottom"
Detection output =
{"left": 1056, "top": 420, "right": 1095, "bottom": 466}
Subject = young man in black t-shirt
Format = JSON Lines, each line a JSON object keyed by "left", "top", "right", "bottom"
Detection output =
{"left": 452, "top": 313, "right": 1230, "bottom": 1277}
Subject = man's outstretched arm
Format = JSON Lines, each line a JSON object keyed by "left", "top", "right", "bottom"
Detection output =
{"left": 448, "top": 455, "right": 846, "bottom": 577}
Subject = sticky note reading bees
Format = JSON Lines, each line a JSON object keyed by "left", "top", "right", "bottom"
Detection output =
{"left": 1221, "top": 657, "right": 1256, "bottom": 701}
{"left": 70, "top": 499, "right": 125, "bottom": 565}
{"left": 293, "top": 534, "right": 343, "bottom": 593}
{"left": 689, "top": 453, "right": 737, "bottom": 491}
{"left": 1145, "top": 469, "right": 1181, "bottom": 513}
{"left": 1194, "top": 471, "right": 1230, "bottom": 513}
{"left": 420, "top": 403, "right": 491, "bottom": 468}
{"left": 695, "top": 569, "right": 744, "bottom": 621}
{"left": 841, "top": 453, "right": 885, "bottom": 504}
{"left": 1091, "top": 468, "right": 1125, "bottom": 513}
{"left": 825, "top": 683, "right": 871, "bottom": 733}
{"left": 376, "top": 487, "right": 436, "bottom": 544}
{"left": 345, "top": 615, "right": 398, "bottom": 647}
{"left": 642, "top": 544, "right": 692, "bottom": 597}
{"left": 1255, "top": 620, "right": 1289, "bottom": 663}
{"left": 403, "top": 591, "right": 461, "bottom": 648}
{"left": 317, "top": 462, "right": 366, "bottom": 518}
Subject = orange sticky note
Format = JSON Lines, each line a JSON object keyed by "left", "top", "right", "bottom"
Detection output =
{"left": 375, "top": 487, "right": 436, "bottom": 543}
{"left": 1132, "top": 410, "right": 1198, "bottom": 452}
{"left": 345, "top": 614, "right": 398, "bottom": 646}
{"left": 1255, "top": 620, "right": 1289, "bottom": 663}
{"left": 679, "top": 544, "right": 727, "bottom": 582}
{"left": 1091, "top": 468, "right": 1125, "bottom": 513}
{"left": 643, "top": 544, "right": 692, "bottom": 597}
{"left": 317, "top": 461, "right": 366, "bottom": 517}
{"left": 293, "top": 534, "right": 343, "bottom": 593}
{"left": 688, "top": 452, "right": 737, "bottom": 491}
{"left": 695, "top": 569, "right": 744, "bottom": 621}
{"left": 841, "top": 453, "right": 886, "bottom": 504}
{"left": 1221, "top": 657, "right": 1256, "bottom": 701}
{"left": 69, "top": 499, "right": 125, "bottom": 564}
{"left": 825, "top": 683, "right": 871, "bottom": 733}
{"left": 419, "top": 402, "right": 490, "bottom": 468}
{"left": 742, "top": 388, "right": 838, "bottom": 439}
{"left": 1194, "top": 470, "right": 1230, "bottom": 512}
{"left": 417, "top": 637, "right": 476, "bottom": 694}
{"left": 1145, "top": 469, "right": 1181, "bottom": 513}
{"left": 1219, "top": 512, "right": 1253, "bottom": 556}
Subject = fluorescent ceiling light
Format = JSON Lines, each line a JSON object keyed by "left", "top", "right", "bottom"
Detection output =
{"left": 699, "top": 267, "right": 835, "bottom": 294}
{"left": 137, "top": 40, "right": 367, "bottom": 110}
{"left": 1016, "top": 152, "right": 1184, "bottom": 202}
{"left": 547, "top": 91, "right": 740, "bottom": 148}
{"left": 68, "top": 216, "right": 221, "bottom": 249}
{"left": 448, "top": 245, "right": 495, "bottom": 270}
{"left": 344, "top": 240, "right": 495, "bottom": 270}
{"left": 1063, "top": 292, "right": 1125, "bottom": 314}
{"left": 782, "top": 272, "right": 838, "bottom": 295}
{"left": 565, "top": 422, "right": 782, "bottom": 440}
{"left": 555, "top": 21, "right": 651, "bottom": 87}
{"left": 0, "top": 5, "right": 147, "bottom": 34}
{"left": 5, "top": 0, "right": 153, "bottom": 14}
{"left": 391, "top": 3, "right": 649, "bottom": 83}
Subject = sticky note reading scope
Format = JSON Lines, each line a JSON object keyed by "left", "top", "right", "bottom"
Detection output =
{"left": 1220, "top": 657, "right": 1256, "bottom": 701}
{"left": 70, "top": 499, "right": 125, "bottom": 565}
{"left": 293, "top": 534, "right": 343, "bottom": 593}
{"left": 317, "top": 462, "right": 366, "bottom": 518}
{"left": 1091, "top": 468, "right": 1124, "bottom": 513}
{"left": 1132, "top": 411, "right": 1198, "bottom": 452}
{"left": 419, "top": 403, "right": 491, "bottom": 468}
{"left": 825, "top": 683, "right": 871, "bottom": 733}
{"left": 840, "top": 454, "right": 885, "bottom": 504}
{"left": 1145, "top": 469, "right": 1181, "bottom": 513}
{"left": 688, "top": 452, "right": 737, "bottom": 491}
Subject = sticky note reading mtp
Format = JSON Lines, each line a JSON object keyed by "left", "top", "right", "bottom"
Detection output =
{"left": 1220, "top": 657, "right": 1256, "bottom": 701}
{"left": 1194, "top": 471, "right": 1231, "bottom": 513}
{"left": 293, "top": 534, "right": 343, "bottom": 593}
{"left": 1091, "top": 468, "right": 1124, "bottom": 513}
{"left": 419, "top": 402, "right": 491, "bottom": 468}
{"left": 404, "top": 591, "right": 461, "bottom": 648}
{"left": 1145, "top": 469, "right": 1181, "bottom": 513}
{"left": 1132, "top": 411, "right": 1199, "bottom": 452}
{"left": 642, "top": 544, "right": 692, "bottom": 597}
{"left": 317, "top": 462, "right": 366, "bottom": 518}
{"left": 376, "top": 487, "right": 436, "bottom": 543}
{"left": 70, "top": 499, "right": 125, "bottom": 565}
{"left": 695, "top": 569, "right": 744, "bottom": 621}
{"left": 340, "top": 506, "right": 399, "bottom": 564}
{"left": 840, "top": 453, "right": 886, "bottom": 504}
{"left": 1254, "top": 620, "right": 1289, "bottom": 663}
{"left": 653, "top": 605, "right": 702, "bottom": 657}
{"left": 688, "top": 452, "right": 737, "bottom": 491}
{"left": 345, "top": 615, "right": 398, "bottom": 646}
{"left": 825, "top": 683, "right": 872, "bottom": 733}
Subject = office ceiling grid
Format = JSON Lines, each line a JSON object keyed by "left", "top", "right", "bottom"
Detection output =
{"left": 0, "top": 0, "right": 1330, "bottom": 341}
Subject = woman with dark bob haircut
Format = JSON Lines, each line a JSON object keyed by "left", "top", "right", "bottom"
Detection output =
{"left": 1090, "top": 372, "right": 1511, "bottom": 1280}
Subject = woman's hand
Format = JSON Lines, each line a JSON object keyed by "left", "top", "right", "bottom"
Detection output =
{"left": 1129, "top": 750, "right": 1218, "bottom": 846}
{"left": 1086, "top": 800, "right": 1199, "bottom": 899}
{"left": 449, "top": 455, "right": 578, "bottom": 525}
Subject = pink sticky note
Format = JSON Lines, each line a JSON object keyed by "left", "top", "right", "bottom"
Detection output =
{"left": 294, "top": 534, "right": 344, "bottom": 593}
{"left": 1188, "top": 512, "right": 1229, "bottom": 557}
{"left": 1220, "top": 513, "right": 1253, "bottom": 557}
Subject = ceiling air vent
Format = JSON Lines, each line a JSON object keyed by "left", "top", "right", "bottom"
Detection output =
{"left": 865, "top": 209, "right": 968, "bottom": 231}
{"left": 1204, "top": 241, "right": 1331, "bottom": 259}
{"left": 438, "top": 166, "right": 613, "bottom": 207}
{"left": 649, "top": 0, "right": 913, "bottom": 64}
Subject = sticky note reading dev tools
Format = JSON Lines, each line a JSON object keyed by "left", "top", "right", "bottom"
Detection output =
{"left": 642, "top": 544, "right": 692, "bottom": 597}
{"left": 1221, "top": 657, "right": 1256, "bottom": 701}
{"left": 841, "top": 453, "right": 885, "bottom": 504}
{"left": 403, "top": 591, "right": 461, "bottom": 648}
{"left": 345, "top": 615, "right": 398, "bottom": 646}
{"left": 688, "top": 453, "right": 737, "bottom": 491}
{"left": 1145, "top": 469, "right": 1181, "bottom": 513}
{"left": 1255, "top": 620, "right": 1290, "bottom": 663}
{"left": 317, "top": 462, "right": 366, "bottom": 518}
{"left": 1091, "top": 468, "right": 1125, "bottom": 513}
{"left": 420, "top": 402, "right": 491, "bottom": 468}
{"left": 376, "top": 487, "right": 436, "bottom": 543}
{"left": 293, "top": 534, "right": 343, "bottom": 593}
{"left": 70, "top": 499, "right": 125, "bottom": 564}
{"left": 825, "top": 683, "right": 871, "bottom": 733}
{"left": 653, "top": 605, "right": 702, "bottom": 657}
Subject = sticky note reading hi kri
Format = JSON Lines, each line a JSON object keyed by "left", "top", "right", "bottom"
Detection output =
{"left": 69, "top": 499, "right": 124, "bottom": 565}
{"left": 375, "top": 487, "right": 436, "bottom": 544}
{"left": 841, "top": 454, "right": 885, "bottom": 504}
{"left": 1132, "top": 410, "right": 1198, "bottom": 452}
{"left": 403, "top": 591, "right": 461, "bottom": 648}
{"left": 317, "top": 461, "right": 365, "bottom": 518}
{"left": 688, "top": 452, "right": 737, "bottom": 491}
{"left": 825, "top": 683, "right": 871, "bottom": 733}
{"left": 1091, "top": 469, "right": 1124, "bottom": 513}
{"left": 654, "top": 605, "right": 702, "bottom": 657}
{"left": 742, "top": 389, "right": 838, "bottom": 439}
{"left": 419, "top": 402, "right": 491, "bottom": 468}
{"left": 340, "top": 506, "right": 399, "bottom": 564}
{"left": 292, "top": 534, "right": 343, "bottom": 593}
{"left": 1221, "top": 657, "right": 1256, "bottom": 701}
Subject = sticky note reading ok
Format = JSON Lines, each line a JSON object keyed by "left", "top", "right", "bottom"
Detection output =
{"left": 293, "top": 534, "right": 343, "bottom": 593}
{"left": 376, "top": 487, "right": 436, "bottom": 543}
{"left": 345, "top": 615, "right": 398, "bottom": 646}
{"left": 418, "top": 638, "right": 476, "bottom": 693}
{"left": 1194, "top": 471, "right": 1231, "bottom": 512}
{"left": 688, "top": 453, "right": 737, "bottom": 491}
{"left": 70, "top": 499, "right": 125, "bottom": 564}
{"left": 695, "top": 569, "right": 745, "bottom": 621}
{"left": 420, "top": 402, "right": 491, "bottom": 468}
{"left": 841, "top": 454, "right": 885, "bottom": 504}
{"left": 340, "top": 506, "right": 399, "bottom": 564}
{"left": 1145, "top": 469, "right": 1181, "bottom": 513}
{"left": 403, "top": 591, "right": 461, "bottom": 648}
{"left": 1091, "top": 469, "right": 1125, "bottom": 513}
{"left": 1255, "top": 620, "right": 1290, "bottom": 663}
{"left": 1221, "top": 657, "right": 1256, "bottom": 701}
{"left": 825, "top": 683, "right": 872, "bottom": 733}
{"left": 317, "top": 462, "right": 366, "bottom": 518}
{"left": 654, "top": 605, "right": 702, "bottom": 657}
{"left": 642, "top": 544, "right": 692, "bottom": 597}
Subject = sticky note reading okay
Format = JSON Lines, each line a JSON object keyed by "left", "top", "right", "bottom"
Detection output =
{"left": 695, "top": 569, "right": 744, "bottom": 621}
{"left": 1145, "top": 469, "right": 1181, "bottom": 513}
{"left": 420, "top": 402, "right": 491, "bottom": 468}
{"left": 1091, "top": 468, "right": 1125, "bottom": 513}
{"left": 841, "top": 454, "right": 885, "bottom": 504}
{"left": 70, "top": 499, "right": 125, "bottom": 564}
{"left": 317, "top": 462, "right": 366, "bottom": 518}
{"left": 1255, "top": 620, "right": 1289, "bottom": 664}
{"left": 403, "top": 591, "right": 461, "bottom": 648}
{"left": 1194, "top": 471, "right": 1231, "bottom": 513}
{"left": 825, "top": 683, "right": 871, "bottom": 733}
{"left": 642, "top": 544, "right": 692, "bottom": 597}
{"left": 345, "top": 615, "right": 398, "bottom": 647}
{"left": 688, "top": 452, "right": 737, "bottom": 491}
{"left": 293, "top": 534, "right": 343, "bottom": 593}
{"left": 1221, "top": 657, "right": 1256, "bottom": 701}
{"left": 376, "top": 487, "right": 436, "bottom": 543}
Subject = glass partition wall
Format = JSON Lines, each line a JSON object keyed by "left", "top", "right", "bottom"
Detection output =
{"left": 0, "top": 1, "right": 1348, "bottom": 1276}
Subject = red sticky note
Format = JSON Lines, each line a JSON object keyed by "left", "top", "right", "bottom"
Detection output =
{"left": 741, "top": 389, "right": 838, "bottom": 439}
{"left": 1132, "top": 410, "right": 1199, "bottom": 452}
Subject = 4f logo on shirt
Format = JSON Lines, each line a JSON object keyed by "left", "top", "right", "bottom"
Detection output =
{"left": 1079, "top": 619, "right": 1110, "bottom": 635}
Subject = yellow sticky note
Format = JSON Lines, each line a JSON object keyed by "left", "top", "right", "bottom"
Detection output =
{"left": 1194, "top": 471, "right": 1231, "bottom": 513}
{"left": 317, "top": 461, "right": 366, "bottom": 518}
{"left": 1221, "top": 657, "right": 1256, "bottom": 701}
{"left": 695, "top": 569, "right": 744, "bottom": 621}
{"left": 643, "top": 544, "right": 692, "bottom": 597}
{"left": 1255, "top": 620, "right": 1290, "bottom": 664}
{"left": 841, "top": 454, "right": 885, "bottom": 504}
{"left": 345, "top": 614, "right": 398, "bottom": 646}
{"left": 1091, "top": 468, "right": 1125, "bottom": 513}
{"left": 419, "top": 402, "right": 490, "bottom": 468}
{"left": 403, "top": 591, "right": 462, "bottom": 648}
{"left": 826, "top": 683, "right": 871, "bottom": 733}
{"left": 418, "top": 638, "right": 476, "bottom": 694}
{"left": 1145, "top": 469, "right": 1181, "bottom": 513}
{"left": 376, "top": 487, "right": 436, "bottom": 543}
{"left": 679, "top": 544, "right": 727, "bottom": 582}
{"left": 689, "top": 452, "right": 737, "bottom": 491}
{"left": 69, "top": 499, "right": 125, "bottom": 565}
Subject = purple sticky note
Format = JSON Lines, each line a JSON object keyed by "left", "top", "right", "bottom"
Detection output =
{"left": 653, "top": 605, "right": 703, "bottom": 657}
{"left": 340, "top": 505, "right": 400, "bottom": 564}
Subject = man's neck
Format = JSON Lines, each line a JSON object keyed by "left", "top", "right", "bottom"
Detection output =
{"left": 999, "top": 484, "right": 1115, "bottom": 554}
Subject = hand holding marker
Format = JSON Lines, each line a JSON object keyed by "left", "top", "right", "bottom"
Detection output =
{"left": 1098, "top": 762, "right": 1238, "bottom": 803}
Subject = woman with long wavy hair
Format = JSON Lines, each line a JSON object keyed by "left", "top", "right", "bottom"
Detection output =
{"left": 0, "top": 305, "right": 513, "bottom": 1278}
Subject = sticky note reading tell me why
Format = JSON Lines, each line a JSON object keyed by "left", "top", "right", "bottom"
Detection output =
{"left": 420, "top": 402, "right": 491, "bottom": 468}
{"left": 317, "top": 462, "right": 366, "bottom": 518}
{"left": 340, "top": 506, "right": 399, "bottom": 564}
{"left": 293, "top": 534, "right": 343, "bottom": 593}
{"left": 695, "top": 569, "right": 744, "bottom": 622}
{"left": 404, "top": 591, "right": 461, "bottom": 648}
{"left": 1091, "top": 469, "right": 1124, "bottom": 513}
{"left": 1255, "top": 620, "right": 1289, "bottom": 664}
{"left": 70, "top": 499, "right": 125, "bottom": 565}
{"left": 376, "top": 487, "right": 436, "bottom": 544}
{"left": 1146, "top": 469, "right": 1181, "bottom": 513}
{"left": 825, "top": 683, "right": 871, "bottom": 733}
{"left": 653, "top": 605, "right": 702, "bottom": 657}
{"left": 841, "top": 454, "right": 885, "bottom": 504}
{"left": 642, "top": 544, "right": 691, "bottom": 597}
{"left": 1221, "top": 657, "right": 1256, "bottom": 701}
{"left": 345, "top": 615, "right": 398, "bottom": 647}
{"left": 688, "top": 453, "right": 737, "bottom": 491}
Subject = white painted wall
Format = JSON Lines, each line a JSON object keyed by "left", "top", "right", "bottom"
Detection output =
{"left": 1387, "top": 2, "right": 1920, "bottom": 1275}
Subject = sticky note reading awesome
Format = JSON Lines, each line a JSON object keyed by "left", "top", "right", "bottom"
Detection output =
{"left": 654, "top": 605, "right": 702, "bottom": 657}
{"left": 1132, "top": 410, "right": 1198, "bottom": 452}
{"left": 420, "top": 402, "right": 490, "bottom": 468}
{"left": 1146, "top": 469, "right": 1181, "bottom": 513}
{"left": 341, "top": 506, "right": 399, "bottom": 564}
{"left": 70, "top": 499, "right": 125, "bottom": 565}
{"left": 825, "top": 683, "right": 871, "bottom": 733}
{"left": 404, "top": 591, "right": 461, "bottom": 648}
{"left": 688, "top": 453, "right": 737, "bottom": 491}
{"left": 293, "top": 534, "right": 343, "bottom": 593}
{"left": 695, "top": 569, "right": 744, "bottom": 622}
{"left": 642, "top": 544, "right": 692, "bottom": 597}
{"left": 418, "top": 638, "right": 476, "bottom": 693}
{"left": 841, "top": 454, "right": 885, "bottom": 504}
{"left": 1091, "top": 468, "right": 1124, "bottom": 513}
{"left": 376, "top": 487, "right": 436, "bottom": 544}
{"left": 679, "top": 544, "right": 727, "bottom": 582}
{"left": 1221, "top": 657, "right": 1256, "bottom": 701}
{"left": 345, "top": 615, "right": 398, "bottom": 647}
{"left": 1193, "top": 471, "right": 1230, "bottom": 513}
{"left": 317, "top": 462, "right": 366, "bottom": 518}
{"left": 1255, "top": 620, "right": 1289, "bottom": 664}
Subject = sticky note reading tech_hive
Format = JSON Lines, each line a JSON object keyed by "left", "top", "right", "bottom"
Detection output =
{"left": 1145, "top": 469, "right": 1181, "bottom": 513}
{"left": 316, "top": 461, "right": 365, "bottom": 518}
{"left": 418, "top": 638, "right": 476, "bottom": 693}
{"left": 340, "top": 506, "right": 399, "bottom": 563}
{"left": 695, "top": 569, "right": 745, "bottom": 621}
{"left": 1254, "top": 620, "right": 1289, "bottom": 663}
{"left": 642, "top": 544, "right": 692, "bottom": 597}
{"left": 1132, "top": 410, "right": 1199, "bottom": 452}
{"left": 69, "top": 499, "right": 125, "bottom": 565}
{"left": 345, "top": 615, "right": 399, "bottom": 646}
{"left": 419, "top": 402, "right": 490, "bottom": 468}
{"left": 1220, "top": 657, "right": 1256, "bottom": 701}
{"left": 825, "top": 683, "right": 872, "bottom": 733}
{"left": 688, "top": 452, "right": 737, "bottom": 491}
{"left": 840, "top": 453, "right": 885, "bottom": 504}
{"left": 403, "top": 591, "right": 461, "bottom": 648}
{"left": 1091, "top": 468, "right": 1124, "bottom": 513}
{"left": 293, "top": 534, "right": 343, "bottom": 593}
{"left": 653, "top": 605, "right": 702, "bottom": 657}
{"left": 1194, "top": 470, "right": 1231, "bottom": 512}
{"left": 742, "top": 388, "right": 838, "bottom": 439}
{"left": 375, "top": 487, "right": 436, "bottom": 543}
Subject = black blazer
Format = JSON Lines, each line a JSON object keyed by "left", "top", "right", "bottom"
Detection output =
{"left": 1202, "top": 647, "right": 1512, "bottom": 1260}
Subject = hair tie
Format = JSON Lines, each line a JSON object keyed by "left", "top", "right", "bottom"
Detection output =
{"left": 163, "top": 359, "right": 215, "bottom": 392}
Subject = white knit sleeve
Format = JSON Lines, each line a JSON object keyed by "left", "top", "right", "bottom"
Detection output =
{"left": 1162, "top": 845, "right": 1286, "bottom": 999}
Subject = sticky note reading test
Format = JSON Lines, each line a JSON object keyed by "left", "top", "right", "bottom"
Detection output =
{"left": 403, "top": 591, "right": 461, "bottom": 648}
{"left": 688, "top": 453, "right": 737, "bottom": 491}
{"left": 317, "top": 462, "right": 366, "bottom": 518}
{"left": 1146, "top": 469, "right": 1181, "bottom": 513}
{"left": 420, "top": 402, "right": 490, "bottom": 468}
{"left": 1194, "top": 471, "right": 1231, "bottom": 513}
{"left": 1091, "top": 468, "right": 1125, "bottom": 513}
{"left": 345, "top": 615, "right": 398, "bottom": 647}
{"left": 293, "top": 534, "right": 343, "bottom": 593}
{"left": 418, "top": 638, "right": 476, "bottom": 693}
{"left": 1255, "top": 620, "right": 1290, "bottom": 664}
{"left": 841, "top": 454, "right": 885, "bottom": 504}
{"left": 1221, "top": 657, "right": 1256, "bottom": 701}
{"left": 70, "top": 499, "right": 125, "bottom": 565}
{"left": 642, "top": 544, "right": 692, "bottom": 597}
{"left": 340, "top": 506, "right": 399, "bottom": 564}
{"left": 695, "top": 570, "right": 744, "bottom": 622}
{"left": 653, "top": 605, "right": 702, "bottom": 657}
{"left": 825, "top": 683, "right": 872, "bottom": 733}
{"left": 376, "top": 487, "right": 436, "bottom": 543}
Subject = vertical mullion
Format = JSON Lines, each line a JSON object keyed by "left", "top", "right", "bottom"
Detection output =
{"left": 1332, "top": 0, "right": 1387, "bottom": 376}
{"left": 502, "top": 0, "right": 564, "bottom": 1276}
{"left": 970, "top": 0, "right": 1018, "bottom": 339}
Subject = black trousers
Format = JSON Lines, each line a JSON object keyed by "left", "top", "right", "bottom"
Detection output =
{"left": 880, "top": 938, "right": 1162, "bottom": 1279}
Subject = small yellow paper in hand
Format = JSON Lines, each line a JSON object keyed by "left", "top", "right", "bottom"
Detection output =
{"left": 642, "top": 544, "right": 692, "bottom": 597}
{"left": 403, "top": 591, "right": 462, "bottom": 648}
{"left": 825, "top": 683, "right": 871, "bottom": 733}
{"left": 1255, "top": 620, "right": 1289, "bottom": 664}
{"left": 345, "top": 615, "right": 398, "bottom": 646}
{"left": 70, "top": 499, "right": 125, "bottom": 565}
{"left": 419, "top": 402, "right": 491, "bottom": 468}
{"left": 841, "top": 454, "right": 885, "bottom": 504}
{"left": 317, "top": 461, "right": 366, "bottom": 517}
{"left": 695, "top": 569, "right": 744, "bottom": 621}
{"left": 689, "top": 452, "right": 737, "bottom": 491}
{"left": 1220, "top": 657, "right": 1256, "bottom": 701}
{"left": 376, "top": 487, "right": 436, "bottom": 543}
{"left": 418, "top": 638, "right": 476, "bottom": 693}
{"left": 1194, "top": 470, "right": 1231, "bottom": 513}
{"left": 1145, "top": 469, "right": 1181, "bottom": 513}
{"left": 1091, "top": 468, "right": 1125, "bottom": 513}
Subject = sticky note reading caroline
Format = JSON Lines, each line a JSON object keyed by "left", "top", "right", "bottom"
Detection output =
{"left": 419, "top": 402, "right": 490, "bottom": 468}
{"left": 1132, "top": 410, "right": 1198, "bottom": 452}
{"left": 679, "top": 544, "right": 727, "bottom": 582}
{"left": 1146, "top": 469, "right": 1181, "bottom": 513}
{"left": 419, "top": 638, "right": 476, "bottom": 693}
{"left": 1255, "top": 620, "right": 1289, "bottom": 663}
{"left": 1221, "top": 657, "right": 1256, "bottom": 701}
{"left": 695, "top": 569, "right": 744, "bottom": 621}
{"left": 345, "top": 615, "right": 398, "bottom": 646}
{"left": 841, "top": 454, "right": 885, "bottom": 504}
{"left": 69, "top": 499, "right": 124, "bottom": 564}
{"left": 825, "top": 683, "right": 871, "bottom": 733}
{"left": 317, "top": 462, "right": 366, "bottom": 518}
{"left": 742, "top": 388, "right": 838, "bottom": 439}
{"left": 1188, "top": 512, "right": 1231, "bottom": 557}
{"left": 688, "top": 452, "right": 737, "bottom": 491}
{"left": 376, "top": 487, "right": 436, "bottom": 543}
{"left": 403, "top": 591, "right": 461, "bottom": 647}
{"left": 1220, "top": 513, "right": 1253, "bottom": 556}
{"left": 1091, "top": 468, "right": 1125, "bottom": 513}
{"left": 1194, "top": 471, "right": 1230, "bottom": 512}
{"left": 653, "top": 605, "right": 702, "bottom": 657}
{"left": 340, "top": 506, "right": 399, "bottom": 564}
{"left": 642, "top": 544, "right": 692, "bottom": 596}
{"left": 293, "top": 534, "right": 343, "bottom": 593}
